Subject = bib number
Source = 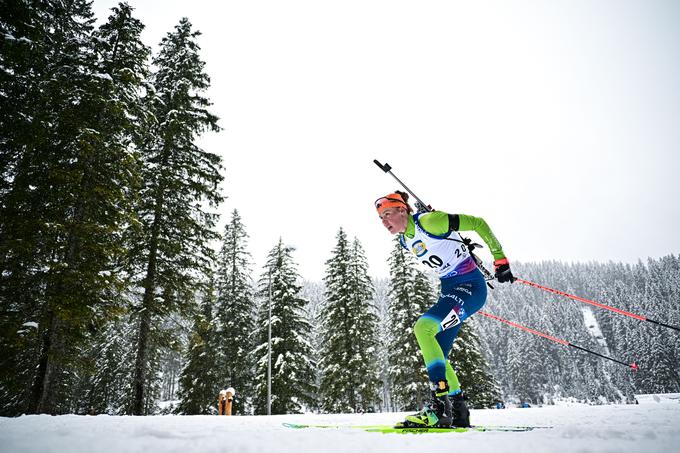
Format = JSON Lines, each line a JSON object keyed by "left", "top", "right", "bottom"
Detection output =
{"left": 422, "top": 255, "right": 443, "bottom": 268}
{"left": 421, "top": 243, "right": 467, "bottom": 269}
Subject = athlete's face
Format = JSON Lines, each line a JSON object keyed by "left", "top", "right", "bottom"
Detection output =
{"left": 379, "top": 207, "right": 408, "bottom": 234}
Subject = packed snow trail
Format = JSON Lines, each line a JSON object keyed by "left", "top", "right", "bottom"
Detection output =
{"left": 1, "top": 398, "right": 679, "bottom": 453}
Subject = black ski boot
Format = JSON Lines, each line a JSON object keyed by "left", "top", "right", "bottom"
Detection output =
{"left": 398, "top": 381, "right": 452, "bottom": 428}
{"left": 431, "top": 384, "right": 453, "bottom": 428}
{"left": 451, "top": 392, "right": 470, "bottom": 427}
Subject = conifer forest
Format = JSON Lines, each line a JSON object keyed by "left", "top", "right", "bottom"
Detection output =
{"left": 1, "top": 1, "right": 678, "bottom": 417}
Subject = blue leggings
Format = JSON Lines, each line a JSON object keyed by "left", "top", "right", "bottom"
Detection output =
{"left": 413, "top": 269, "right": 487, "bottom": 394}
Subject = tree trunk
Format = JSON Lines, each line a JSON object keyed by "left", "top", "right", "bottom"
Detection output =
{"left": 132, "top": 174, "right": 165, "bottom": 415}
{"left": 28, "top": 310, "right": 65, "bottom": 414}
{"left": 132, "top": 231, "right": 159, "bottom": 415}
{"left": 132, "top": 290, "right": 152, "bottom": 415}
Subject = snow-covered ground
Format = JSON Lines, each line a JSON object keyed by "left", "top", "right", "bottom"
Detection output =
{"left": 2, "top": 397, "right": 679, "bottom": 453}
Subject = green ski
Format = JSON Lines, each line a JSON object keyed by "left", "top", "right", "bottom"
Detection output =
{"left": 282, "top": 422, "right": 546, "bottom": 433}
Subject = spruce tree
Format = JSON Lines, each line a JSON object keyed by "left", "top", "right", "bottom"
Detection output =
{"left": 129, "top": 18, "right": 223, "bottom": 415}
{"left": 349, "top": 237, "right": 381, "bottom": 410}
{"left": 386, "top": 238, "right": 432, "bottom": 410}
{"left": 1, "top": 0, "right": 145, "bottom": 415}
{"left": 67, "top": 0, "right": 152, "bottom": 416}
{"left": 92, "top": 2, "right": 152, "bottom": 146}
{"left": 1, "top": 1, "right": 49, "bottom": 198}
{"left": 319, "top": 229, "right": 380, "bottom": 413}
{"left": 1, "top": 0, "right": 85, "bottom": 416}
{"left": 252, "top": 240, "right": 316, "bottom": 414}
{"left": 214, "top": 209, "right": 256, "bottom": 414}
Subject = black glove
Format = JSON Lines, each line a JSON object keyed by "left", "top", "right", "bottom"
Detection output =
{"left": 494, "top": 258, "right": 515, "bottom": 283}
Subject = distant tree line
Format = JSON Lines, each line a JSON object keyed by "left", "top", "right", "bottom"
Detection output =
{"left": 477, "top": 258, "right": 680, "bottom": 405}
{"left": 162, "top": 226, "right": 680, "bottom": 415}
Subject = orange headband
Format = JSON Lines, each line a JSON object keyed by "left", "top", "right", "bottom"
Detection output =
{"left": 375, "top": 193, "right": 407, "bottom": 214}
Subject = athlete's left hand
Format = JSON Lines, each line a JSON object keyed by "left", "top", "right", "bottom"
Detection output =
{"left": 494, "top": 258, "right": 515, "bottom": 283}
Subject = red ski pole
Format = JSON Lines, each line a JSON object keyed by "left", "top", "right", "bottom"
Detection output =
{"left": 515, "top": 278, "right": 680, "bottom": 333}
{"left": 478, "top": 310, "right": 639, "bottom": 371}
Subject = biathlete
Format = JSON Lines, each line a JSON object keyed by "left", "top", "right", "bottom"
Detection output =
{"left": 375, "top": 190, "right": 514, "bottom": 428}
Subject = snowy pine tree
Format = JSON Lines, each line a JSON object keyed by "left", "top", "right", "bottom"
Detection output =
{"left": 0, "top": 0, "right": 146, "bottom": 415}
{"left": 128, "top": 17, "right": 223, "bottom": 415}
{"left": 319, "top": 229, "right": 380, "bottom": 413}
{"left": 214, "top": 210, "right": 256, "bottom": 414}
{"left": 252, "top": 240, "right": 316, "bottom": 414}
{"left": 348, "top": 237, "right": 382, "bottom": 410}
{"left": 67, "top": 0, "right": 153, "bottom": 417}
{"left": 93, "top": 1, "right": 151, "bottom": 138}
{"left": 386, "top": 238, "right": 432, "bottom": 410}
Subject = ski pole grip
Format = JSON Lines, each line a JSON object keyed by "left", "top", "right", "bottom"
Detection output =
{"left": 373, "top": 159, "right": 392, "bottom": 173}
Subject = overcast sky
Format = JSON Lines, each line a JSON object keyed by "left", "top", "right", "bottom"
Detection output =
{"left": 93, "top": 0, "right": 680, "bottom": 281}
